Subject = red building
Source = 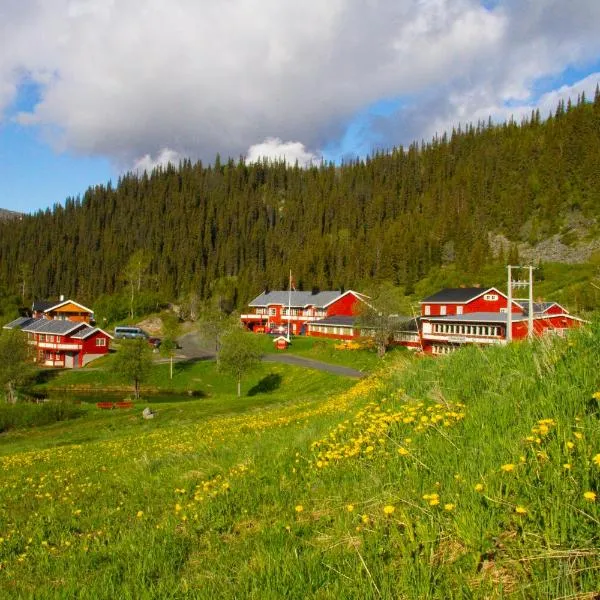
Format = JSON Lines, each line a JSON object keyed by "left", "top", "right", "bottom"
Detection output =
{"left": 3, "top": 316, "right": 112, "bottom": 368}
{"left": 241, "top": 290, "right": 368, "bottom": 336}
{"left": 418, "top": 288, "right": 584, "bottom": 355}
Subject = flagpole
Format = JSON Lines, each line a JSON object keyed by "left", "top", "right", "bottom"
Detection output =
{"left": 287, "top": 270, "right": 292, "bottom": 342}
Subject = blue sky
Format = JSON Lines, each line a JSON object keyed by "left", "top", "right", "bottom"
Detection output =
{"left": 1, "top": 0, "right": 599, "bottom": 214}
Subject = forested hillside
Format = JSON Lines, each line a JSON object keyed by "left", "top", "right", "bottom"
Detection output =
{"left": 1, "top": 93, "right": 599, "bottom": 306}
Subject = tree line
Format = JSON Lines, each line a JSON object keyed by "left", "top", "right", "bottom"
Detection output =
{"left": 1, "top": 91, "right": 599, "bottom": 313}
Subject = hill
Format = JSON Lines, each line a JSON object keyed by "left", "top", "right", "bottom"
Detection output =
{"left": 0, "top": 95, "right": 599, "bottom": 306}
{"left": 0, "top": 324, "right": 598, "bottom": 597}
{"left": 0, "top": 208, "right": 22, "bottom": 222}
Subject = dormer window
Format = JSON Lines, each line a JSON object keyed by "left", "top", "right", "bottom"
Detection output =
{"left": 484, "top": 294, "right": 498, "bottom": 301}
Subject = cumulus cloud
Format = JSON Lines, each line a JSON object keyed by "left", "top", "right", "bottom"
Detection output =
{"left": 0, "top": 0, "right": 599, "bottom": 167}
{"left": 131, "top": 148, "right": 183, "bottom": 174}
{"left": 246, "top": 138, "right": 320, "bottom": 166}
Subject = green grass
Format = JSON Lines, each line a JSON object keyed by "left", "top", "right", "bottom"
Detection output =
{"left": 0, "top": 326, "right": 598, "bottom": 598}
{"left": 258, "top": 333, "right": 392, "bottom": 371}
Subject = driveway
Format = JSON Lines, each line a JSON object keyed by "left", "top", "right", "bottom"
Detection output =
{"left": 174, "top": 331, "right": 364, "bottom": 378}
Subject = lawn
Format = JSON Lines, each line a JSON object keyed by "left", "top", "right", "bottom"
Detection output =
{"left": 0, "top": 327, "right": 598, "bottom": 598}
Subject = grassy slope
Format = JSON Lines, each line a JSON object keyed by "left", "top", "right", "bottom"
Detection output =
{"left": 0, "top": 326, "right": 599, "bottom": 598}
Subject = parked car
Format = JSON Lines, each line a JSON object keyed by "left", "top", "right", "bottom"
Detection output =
{"left": 114, "top": 326, "right": 161, "bottom": 348}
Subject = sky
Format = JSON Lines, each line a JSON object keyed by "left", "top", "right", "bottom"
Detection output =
{"left": 1, "top": 0, "right": 600, "bottom": 214}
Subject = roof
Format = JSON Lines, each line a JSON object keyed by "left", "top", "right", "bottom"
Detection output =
{"left": 420, "top": 287, "right": 500, "bottom": 304}
{"left": 308, "top": 315, "right": 357, "bottom": 327}
{"left": 32, "top": 299, "right": 94, "bottom": 314}
{"left": 249, "top": 290, "right": 346, "bottom": 308}
{"left": 32, "top": 300, "right": 57, "bottom": 313}
{"left": 514, "top": 300, "right": 566, "bottom": 314}
{"left": 2, "top": 316, "right": 36, "bottom": 330}
{"left": 21, "top": 318, "right": 87, "bottom": 335}
{"left": 70, "top": 326, "right": 113, "bottom": 340}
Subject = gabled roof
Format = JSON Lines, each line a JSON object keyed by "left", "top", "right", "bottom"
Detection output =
{"left": 514, "top": 300, "right": 567, "bottom": 315}
{"left": 21, "top": 318, "right": 87, "bottom": 336}
{"left": 32, "top": 299, "right": 94, "bottom": 314}
{"left": 249, "top": 290, "right": 346, "bottom": 308}
{"left": 420, "top": 287, "right": 501, "bottom": 304}
{"left": 70, "top": 326, "right": 114, "bottom": 340}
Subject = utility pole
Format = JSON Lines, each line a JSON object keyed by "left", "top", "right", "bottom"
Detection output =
{"left": 506, "top": 264, "right": 536, "bottom": 342}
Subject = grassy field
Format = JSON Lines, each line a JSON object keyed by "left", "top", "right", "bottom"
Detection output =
{"left": 0, "top": 325, "right": 599, "bottom": 598}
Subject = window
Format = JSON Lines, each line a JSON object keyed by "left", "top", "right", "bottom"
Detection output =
{"left": 96, "top": 338, "right": 106, "bottom": 347}
{"left": 424, "top": 305, "right": 431, "bottom": 315}
{"left": 440, "top": 305, "right": 446, "bottom": 315}
{"left": 456, "top": 306, "right": 463, "bottom": 315}
{"left": 269, "top": 308, "right": 276, "bottom": 316}
{"left": 484, "top": 294, "right": 498, "bottom": 301}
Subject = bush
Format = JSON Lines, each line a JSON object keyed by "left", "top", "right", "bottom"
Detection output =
{"left": 0, "top": 400, "right": 84, "bottom": 433}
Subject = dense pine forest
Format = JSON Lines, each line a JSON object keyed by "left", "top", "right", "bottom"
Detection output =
{"left": 1, "top": 92, "right": 599, "bottom": 311}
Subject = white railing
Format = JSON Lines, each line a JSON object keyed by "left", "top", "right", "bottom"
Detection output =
{"left": 240, "top": 314, "right": 268, "bottom": 320}
{"left": 422, "top": 333, "right": 505, "bottom": 345}
{"left": 37, "top": 342, "right": 80, "bottom": 351}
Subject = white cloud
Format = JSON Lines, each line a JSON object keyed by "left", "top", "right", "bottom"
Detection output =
{"left": 246, "top": 138, "right": 320, "bottom": 166}
{"left": 0, "top": 0, "right": 599, "bottom": 166}
{"left": 131, "top": 148, "right": 183, "bottom": 174}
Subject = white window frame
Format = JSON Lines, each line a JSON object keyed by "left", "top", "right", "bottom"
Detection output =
{"left": 424, "top": 305, "right": 431, "bottom": 316}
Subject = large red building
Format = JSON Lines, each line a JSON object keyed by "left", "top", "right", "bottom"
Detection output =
{"left": 3, "top": 298, "right": 111, "bottom": 368}
{"left": 241, "top": 290, "right": 368, "bottom": 336}
{"left": 418, "top": 288, "right": 584, "bottom": 354}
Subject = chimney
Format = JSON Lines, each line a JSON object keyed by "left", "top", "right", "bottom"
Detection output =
{"left": 60, "top": 294, "right": 65, "bottom": 302}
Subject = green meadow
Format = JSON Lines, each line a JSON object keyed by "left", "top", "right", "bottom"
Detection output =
{"left": 0, "top": 326, "right": 598, "bottom": 598}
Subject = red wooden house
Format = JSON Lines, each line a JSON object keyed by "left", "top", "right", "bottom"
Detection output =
{"left": 3, "top": 317, "right": 112, "bottom": 368}
{"left": 418, "top": 288, "right": 584, "bottom": 355}
{"left": 241, "top": 290, "right": 368, "bottom": 336}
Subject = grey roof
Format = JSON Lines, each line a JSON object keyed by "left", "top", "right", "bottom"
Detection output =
{"left": 70, "top": 326, "right": 96, "bottom": 339}
{"left": 514, "top": 300, "right": 562, "bottom": 314}
{"left": 308, "top": 315, "right": 357, "bottom": 327}
{"left": 249, "top": 290, "right": 344, "bottom": 308}
{"left": 2, "top": 316, "right": 36, "bottom": 330}
{"left": 32, "top": 300, "right": 58, "bottom": 312}
{"left": 421, "top": 287, "right": 496, "bottom": 304}
{"left": 21, "top": 318, "right": 86, "bottom": 335}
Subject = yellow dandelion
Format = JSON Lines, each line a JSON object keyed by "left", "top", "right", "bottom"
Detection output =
{"left": 574, "top": 432, "right": 583, "bottom": 440}
{"left": 593, "top": 454, "right": 600, "bottom": 467}
{"left": 501, "top": 463, "right": 515, "bottom": 472}
{"left": 346, "top": 504, "right": 354, "bottom": 513}
{"left": 175, "top": 503, "right": 182, "bottom": 512}
{"left": 515, "top": 506, "right": 527, "bottom": 515}
{"left": 397, "top": 447, "right": 409, "bottom": 456}
{"left": 474, "top": 483, "right": 484, "bottom": 492}
{"left": 583, "top": 491, "right": 596, "bottom": 502}
{"left": 563, "top": 463, "right": 571, "bottom": 470}
{"left": 383, "top": 505, "right": 395, "bottom": 515}
{"left": 136, "top": 511, "right": 144, "bottom": 518}
{"left": 295, "top": 505, "right": 304, "bottom": 513}
{"left": 444, "top": 503, "right": 455, "bottom": 512}
{"left": 566, "top": 441, "right": 575, "bottom": 450}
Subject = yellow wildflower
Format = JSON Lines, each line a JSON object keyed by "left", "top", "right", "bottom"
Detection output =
{"left": 563, "top": 463, "right": 571, "bottom": 470}
{"left": 383, "top": 505, "right": 395, "bottom": 515}
{"left": 397, "top": 447, "right": 409, "bottom": 456}
{"left": 444, "top": 503, "right": 455, "bottom": 512}
{"left": 346, "top": 504, "right": 354, "bottom": 513}
{"left": 566, "top": 441, "right": 575, "bottom": 450}
{"left": 583, "top": 491, "right": 596, "bottom": 502}
{"left": 136, "top": 511, "right": 143, "bottom": 518}
{"left": 501, "top": 464, "right": 515, "bottom": 472}
{"left": 574, "top": 432, "right": 583, "bottom": 440}
{"left": 593, "top": 454, "right": 600, "bottom": 467}
{"left": 515, "top": 506, "right": 527, "bottom": 515}
{"left": 474, "top": 483, "right": 484, "bottom": 492}
{"left": 294, "top": 505, "right": 304, "bottom": 513}
{"left": 361, "top": 514, "right": 370, "bottom": 524}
